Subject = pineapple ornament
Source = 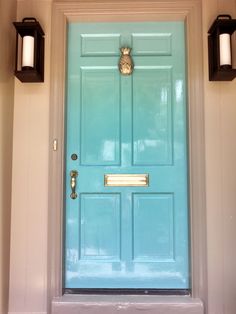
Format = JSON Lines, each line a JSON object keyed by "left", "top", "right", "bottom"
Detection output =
{"left": 119, "top": 47, "right": 134, "bottom": 75}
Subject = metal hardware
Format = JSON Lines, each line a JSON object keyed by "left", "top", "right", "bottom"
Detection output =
{"left": 53, "top": 139, "right": 58, "bottom": 151}
{"left": 71, "top": 153, "right": 78, "bottom": 161}
{"left": 13, "top": 17, "right": 45, "bottom": 82}
{"left": 70, "top": 170, "right": 78, "bottom": 199}
{"left": 104, "top": 174, "right": 149, "bottom": 187}
{"left": 208, "top": 14, "right": 236, "bottom": 81}
{"left": 119, "top": 47, "right": 134, "bottom": 75}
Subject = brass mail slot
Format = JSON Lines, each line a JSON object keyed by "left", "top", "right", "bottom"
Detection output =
{"left": 104, "top": 174, "right": 149, "bottom": 187}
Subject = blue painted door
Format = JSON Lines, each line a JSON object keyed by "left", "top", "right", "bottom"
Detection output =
{"left": 65, "top": 22, "right": 189, "bottom": 289}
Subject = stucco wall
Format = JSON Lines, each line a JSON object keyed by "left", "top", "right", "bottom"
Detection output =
{"left": 0, "top": 0, "right": 16, "bottom": 313}
{"left": 8, "top": 0, "right": 236, "bottom": 314}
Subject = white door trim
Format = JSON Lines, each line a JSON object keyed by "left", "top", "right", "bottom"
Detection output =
{"left": 49, "top": 0, "right": 206, "bottom": 309}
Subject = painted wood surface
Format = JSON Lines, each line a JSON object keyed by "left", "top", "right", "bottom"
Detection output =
{"left": 65, "top": 22, "right": 189, "bottom": 289}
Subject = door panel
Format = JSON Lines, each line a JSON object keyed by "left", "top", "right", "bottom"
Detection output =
{"left": 81, "top": 68, "right": 121, "bottom": 165}
{"left": 133, "top": 193, "right": 174, "bottom": 261}
{"left": 81, "top": 34, "right": 121, "bottom": 56}
{"left": 65, "top": 22, "right": 189, "bottom": 290}
{"left": 132, "top": 33, "right": 172, "bottom": 56}
{"left": 80, "top": 193, "right": 121, "bottom": 260}
{"left": 133, "top": 67, "right": 172, "bottom": 165}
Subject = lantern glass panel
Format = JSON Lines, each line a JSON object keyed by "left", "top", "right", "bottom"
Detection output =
{"left": 232, "top": 31, "right": 236, "bottom": 68}
{"left": 16, "top": 34, "right": 23, "bottom": 71}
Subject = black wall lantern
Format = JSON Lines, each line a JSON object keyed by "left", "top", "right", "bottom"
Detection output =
{"left": 208, "top": 15, "right": 236, "bottom": 81}
{"left": 13, "top": 17, "right": 45, "bottom": 83}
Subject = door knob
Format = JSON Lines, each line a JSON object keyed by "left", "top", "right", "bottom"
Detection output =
{"left": 70, "top": 170, "right": 78, "bottom": 199}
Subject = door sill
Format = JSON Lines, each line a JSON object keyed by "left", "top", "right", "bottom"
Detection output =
{"left": 64, "top": 288, "right": 190, "bottom": 295}
{"left": 52, "top": 294, "right": 204, "bottom": 314}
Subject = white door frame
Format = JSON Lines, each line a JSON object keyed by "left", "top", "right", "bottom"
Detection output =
{"left": 49, "top": 0, "right": 206, "bottom": 308}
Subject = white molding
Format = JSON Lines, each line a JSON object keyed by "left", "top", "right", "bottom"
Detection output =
{"left": 49, "top": 0, "right": 206, "bottom": 310}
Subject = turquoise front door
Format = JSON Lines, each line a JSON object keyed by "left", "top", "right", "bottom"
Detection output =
{"left": 65, "top": 22, "right": 189, "bottom": 290}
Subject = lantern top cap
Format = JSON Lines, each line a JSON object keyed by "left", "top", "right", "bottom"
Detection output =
{"left": 208, "top": 14, "right": 236, "bottom": 35}
{"left": 13, "top": 17, "right": 44, "bottom": 37}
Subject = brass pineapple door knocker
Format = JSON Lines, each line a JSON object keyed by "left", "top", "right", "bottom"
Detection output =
{"left": 119, "top": 47, "right": 134, "bottom": 75}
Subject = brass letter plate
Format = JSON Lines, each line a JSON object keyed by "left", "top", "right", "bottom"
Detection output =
{"left": 104, "top": 174, "right": 149, "bottom": 187}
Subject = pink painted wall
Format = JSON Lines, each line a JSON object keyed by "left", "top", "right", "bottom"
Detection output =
{"left": 0, "top": 0, "right": 16, "bottom": 313}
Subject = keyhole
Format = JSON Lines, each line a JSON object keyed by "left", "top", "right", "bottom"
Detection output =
{"left": 71, "top": 154, "right": 78, "bottom": 161}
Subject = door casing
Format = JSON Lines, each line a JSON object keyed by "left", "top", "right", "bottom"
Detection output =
{"left": 49, "top": 0, "right": 206, "bottom": 307}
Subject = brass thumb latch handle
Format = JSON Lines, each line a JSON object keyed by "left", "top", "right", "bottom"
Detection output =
{"left": 70, "top": 170, "right": 78, "bottom": 199}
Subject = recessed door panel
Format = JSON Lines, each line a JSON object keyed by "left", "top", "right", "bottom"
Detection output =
{"left": 132, "top": 33, "right": 172, "bottom": 56}
{"left": 133, "top": 193, "right": 174, "bottom": 261}
{"left": 133, "top": 67, "right": 173, "bottom": 165}
{"left": 81, "top": 68, "right": 121, "bottom": 165}
{"left": 65, "top": 22, "right": 189, "bottom": 290}
{"left": 80, "top": 194, "right": 121, "bottom": 260}
{"left": 81, "top": 34, "right": 121, "bottom": 56}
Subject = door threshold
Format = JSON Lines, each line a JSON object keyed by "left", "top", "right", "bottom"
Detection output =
{"left": 64, "top": 288, "right": 190, "bottom": 296}
{"left": 52, "top": 294, "right": 204, "bottom": 314}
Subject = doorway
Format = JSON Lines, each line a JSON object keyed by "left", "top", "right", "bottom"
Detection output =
{"left": 64, "top": 21, "right": 189, "bottom": 291}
